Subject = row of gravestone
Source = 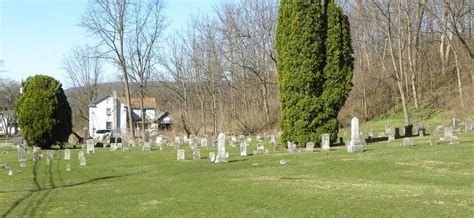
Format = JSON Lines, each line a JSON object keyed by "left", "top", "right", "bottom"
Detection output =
{"left": 5, "top": 145, "right": 90, "bottom": 176}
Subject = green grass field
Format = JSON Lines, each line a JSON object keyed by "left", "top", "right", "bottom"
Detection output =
{"left": 1, "top": 132, "right": 473, "bottom": 217}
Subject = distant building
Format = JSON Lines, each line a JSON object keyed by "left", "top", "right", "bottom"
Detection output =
{"left": 0, "top": 113, "right": 17, "bottom": 136}
{"left": 88, "top": 92, "right": 171, "bottom": 136}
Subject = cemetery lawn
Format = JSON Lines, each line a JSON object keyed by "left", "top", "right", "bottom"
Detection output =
{"left": 1, "top": 136, "right": 473, "bottom": 216}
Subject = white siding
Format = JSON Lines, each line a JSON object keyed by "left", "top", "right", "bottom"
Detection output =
{"left": 89, "top": 96, "right": 117, "bottom": 136}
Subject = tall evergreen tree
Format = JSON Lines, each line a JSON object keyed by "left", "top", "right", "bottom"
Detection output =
{"left": 16, "top": 75, "right": 72, "bottom": 149}
{"left": 276, "top": 0, "right": 353, "bottom": 146}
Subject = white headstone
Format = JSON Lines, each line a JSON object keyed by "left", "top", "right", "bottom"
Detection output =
{"left": 47, "top": 150, "right": 54, "bottom": 161}
{"left": 66, "top": 163, "right": 71, "bottom": 172}
{"left": 177, "top": 149, "right": 185, "bottom": 161}
{"left": 348, "top": 117, "right": 364, "bottom": 153}
{"left": 215, "top": 133, "right": 228, "bottom": 163}
{"left": 429, "top": 138, "right": 437, "bottom": 145}
{"left": 465, "top": 119, "right": 473, "bottom": 133}
{"left": 33, "top": 147, "right": 41, "bottom": 161}
{"left": 321, "top": 134, "right": 330, "bottom": 151}
{"left": 306, "top": 142, "right": 314, "bottom": 152}
{"left": 200, "top": 138, "right": 207, "bottom": 148}
{"left": 18, "top": 146, "right": 27, "bottom": 167}
{"left": 209, "top": 152, "right": 216, "bottom": 163}
{"left": 442, "top": 127, "right": 453, "bottom": 141}
{"left": 257, "top": 143, "right": 265, "bottom": 154}
{"left": 86, "top": 139, "right": 95, "bottom": 155}
{"left": 156, "top": 136, "right": 163, "bottom": 145}
{"left": 240, "top": 142, "right": 248, "bottom": 156}
{"left": 142, "top": 142, "right": 151, "bottom": 152}
{"left": 403, "top": 138, "right": 413, "bottom": 148}
{"left": 175, "top": 136, "right": 181, "bottom": 145}
{"left": 79, "top": 156, "right": 86, "bottom": 166}
{"left": 78, "top": 150, "right": 84, "bottom": 159}
{"left": 64, "top": 149, "right": 71, "bottom": 160}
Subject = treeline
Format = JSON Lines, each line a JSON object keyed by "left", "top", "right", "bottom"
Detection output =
{"left": 61, "top": 0, "right": 473, "bottom": 136}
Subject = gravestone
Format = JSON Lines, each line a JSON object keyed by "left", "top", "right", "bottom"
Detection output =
{"left": 175, "top": 136, "right": 181, "bottom": 145}
{"left": 156, "top": 135, "right": 163, "bottom": 145}
{"left": 418, "top": 129, "right": 425, "bottom": 137}
{"left": 247, "top": 137, "right": 252, "bottom": 143}
{"left": 388, "top": 135, "right": 395, "bottom": 142}
{"left": 321, "top": 134, "right": 330, "bottom": 151}
{"left": 274, "top": 143, "right": 280, "bottom": 151}
{"left": 404, "top": 125, "right": 413, "bottom": 137}
{"left": 306, "top": 142, "right": 314, "bottom": 152}
{"left": 142, "top": 142, "right": 151, "bottom": 152}
{"left": 440, "top": 127, "right": 459, "bottom": 144}
{"left": 269, "top": 134, "right": 276, "bottom": 146}
{"left": 417, "top": 124, "right": 427, "bottom": 136}
{"left": 192, "top": 149, "right": 201, "bottom": 160}
{"left": 78, "top": 151, "right": 84, "bottom": 160}
{"left": 78, "top": 151, "right": 86, "bottom": 166}
{"left": 240, "top": 142, "right": 248, "bottom": 156}
{"left": 177, "top": 149, "right": 185, "bottom": 161}
{"left": 18, "top": 146, "right": 27, "bottom": 167}
{"left": 215, "top": 133, "right": 228, "bottom": 163}
{"left": 33, "top": 147, "right": 41, "bottom": 161}
{"left": 347, "top": 117, "right": 364, "bottom": 153}
{"left": 287, "top": 142, "right": 298, "bottom": 153}
{"left": 64, "top": 149, "right": 71, "bottom": 160}
{"left": 47, "top": 150, "right": 54, "bottom": 161}
{"left": 13, "top": 136, "right": 23, "bottom": 147}
{"left": 123, "top": 140, "right": 130, "bottom": 151}
{"left": 209, "top": 152, "right": 216, "bottom": 163}
{"left": 256, "top": 135, "right": 262, "bottom": 142}
{"left": 256, "top": 143, "right": 265, "bottom": 154}
{"left": 66, "top": 164, "right": 71, "bottom": 172}
{"left": 434, "top": 125, "right": 444, "bottom": 135}
{"left": 229, "top": 140, "right": 236, "bottom": 148}
{"left": 86, "top": 139, "right": 95, "bottom": 155}
{"left": 200, "top": 138, "right": 208, "bottom": 148}
{"left": 394, "top": 128, "right": 401, "bottom": 139}
{"left": 442, "top": 127, "right": 454, "bottom": 141}
{"left": 429, "top": 138, "right": 437, "bottom": 145}
{"left": 403, "top": 138, "right": 413, "bottom": 148}
{"left": 465, "top": 119, "right": 473, "bottom": 133}
{"left": 452, "top": 118, "right": 459, "bottom": 131}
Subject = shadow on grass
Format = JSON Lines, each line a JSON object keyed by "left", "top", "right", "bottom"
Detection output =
{"left": 2, "top": 159, "right": 139, "bottom": 217}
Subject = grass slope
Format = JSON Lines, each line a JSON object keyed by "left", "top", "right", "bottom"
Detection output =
{"left": 1, "top": 110, "right": 473, "bottom": 217}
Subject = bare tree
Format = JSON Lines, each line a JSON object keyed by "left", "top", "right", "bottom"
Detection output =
{"left": 81, "top": 0, "right": 134, "bottom": 138}
{"left": 62, "top": 45, "right": 103, "bottom": 126}
{"left": 126, "top": 0, "right": 165, "bottom": 139}
{"left": 0, "top": 79, "right": 20, "bottom": 136}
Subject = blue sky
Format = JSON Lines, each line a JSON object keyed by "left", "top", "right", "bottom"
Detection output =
{"left": 0, "top": 0, "right": 225, "bottom": 88}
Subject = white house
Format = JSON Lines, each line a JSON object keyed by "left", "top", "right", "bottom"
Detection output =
{"left": 0, "top": 113, "right": 16, "bottom": 136}
{"left": 88, "top": 92, "right": 160, "bottom": 137}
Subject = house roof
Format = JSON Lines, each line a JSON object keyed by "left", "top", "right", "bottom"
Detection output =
{"left": 89, "top": 95, "right": 157, "bottom": 109}
{"left": 88, "top": 95, "right": 112, "bottom": 107}
{"left": 154, "top": 112, "right": 171, "bottom": 123}
{"left": 117, "top": 97, "right": 157, "bottom": 109}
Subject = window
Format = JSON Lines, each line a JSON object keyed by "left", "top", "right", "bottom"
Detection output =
{"left": 106, "top": 122, "right": 112, "bottom": 130}
{"left": 106, "top": 108, "right": 112, "bottom": 116}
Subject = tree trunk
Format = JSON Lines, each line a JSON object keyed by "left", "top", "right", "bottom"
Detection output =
{"left": 397, "top": 81, "right": 411, "bottom": 125}
{"left": 140, "top": 87, "right": 146, "bottom": 140}
{"left": 453, "top": 49, "right": 465, "bottom": 107}
{"left": 122, "top": 69, "right": 135, "bottom": 139}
